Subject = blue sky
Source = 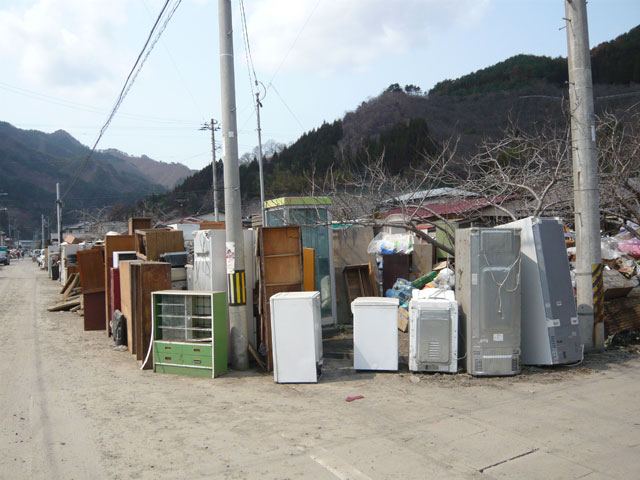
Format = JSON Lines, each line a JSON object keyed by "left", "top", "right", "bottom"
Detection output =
{"left": 0, "top": 0, "right": 638, "bottom": 172}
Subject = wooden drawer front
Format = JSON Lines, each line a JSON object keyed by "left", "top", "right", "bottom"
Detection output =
{"left": 183, "top": 344, "right": 211, "bottom": 356}
{"left": 156, "top": 352, "right": 182, "bottom": 364}
{"left": 155, "top": 342, "right": 183, "bottom": 355}
{"left": 182, "top": 354, "right": 212, "bottom": 368}
{"left": 155, "top": 365, "right": 212, "bottom": 377}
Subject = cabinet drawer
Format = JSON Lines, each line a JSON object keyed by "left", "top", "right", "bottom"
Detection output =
{"left": 182, "top": 354, "right": 212, "bottom": 367}
{"left": 154, "top": 342, "right": 183, "bottom": 355}
{"left": 183, "top": 344, "right": 211, "bottom": 356}
{"left": 155, "top": 364, "right": 212, "bottom": 377}
{"left": 156, "top": 352, "right": 182, "bottom": 364}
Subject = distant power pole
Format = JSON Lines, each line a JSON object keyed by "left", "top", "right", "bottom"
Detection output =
{"left": 219, "top": 0, "right": 249, "bottom": 370}
{"left": 200, "top": 119, "right": 221, "bottom": 222}
{"left": 41, "top": 214, "right": 45, "bottom": 248}
{"left": 56, "top": 182, "right": 62, "bottom": 246}
{"left": 565, "top": 0, "right": 603, "bottom": 350}
{"left": 255, "top": 89, "right": 266, "bottom": 226}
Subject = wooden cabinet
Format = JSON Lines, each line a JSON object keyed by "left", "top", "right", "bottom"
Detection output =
{"left": 134, "top": 229, "right": 184, "bottom": 261}
{"left": 258, "top": 226, "right": 303, "bottom": 371}
{"left": 152, "top": 291, "right": 227, "bottom": 378}
{"left": 104, "top": 235, "right": 136, "bottom": 336}
{"left": 132, "top": 262, "right": 172, "bottom": 369}
{"left": 77, "top": 248, "right": 106, "bottom": 331}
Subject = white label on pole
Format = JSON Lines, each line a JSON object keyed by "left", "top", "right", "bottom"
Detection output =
{"left": 226, "top": 242, "right": 235, "bottom": 274}
{"left": 471, "top": 273, "right": 478, "bottom": 285}
{"left": 493, "top": 333, "right": 504, "bottom": 342}
{"left": 591, "top": 125, "right": 596, "bottom": 142}
{"left": 228, "top": 131, "right": 235, "bottom": 138}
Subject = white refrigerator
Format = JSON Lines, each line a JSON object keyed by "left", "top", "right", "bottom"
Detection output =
{"left": 270, "top": 292, "right": 323, "bottom": 383}
{"left": 351, "top": 297, "right": 399, "bottom": 371}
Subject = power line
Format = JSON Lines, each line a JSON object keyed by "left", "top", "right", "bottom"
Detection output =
{"left": 61, "top": 0, "right": 182, "bottom": 202}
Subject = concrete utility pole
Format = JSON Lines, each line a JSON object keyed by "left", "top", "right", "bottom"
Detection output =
{"left": 218, "top": 0, "right": 249, "bottom": 370}
{"left": 255, "top": 89, "right": 266, "bottom": 226}
{"left": 56, "top": 183, "right": 62, "bottom": 246}
{"left": 565, "top": 0, "right": 603, "bottom": 350}
{"left": 200, "top": 119, "right": 221, "bottom": 222}
{"left": 41, "top": 214, "right": 45, "bottom": 249}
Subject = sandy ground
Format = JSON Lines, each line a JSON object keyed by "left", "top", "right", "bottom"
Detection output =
{"left": 1, "top": 260, "right": 640, "bottom": 479}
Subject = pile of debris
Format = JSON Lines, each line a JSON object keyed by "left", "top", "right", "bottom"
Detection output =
{"left": 47, "top": 273, "right": 83, "bottom": 314}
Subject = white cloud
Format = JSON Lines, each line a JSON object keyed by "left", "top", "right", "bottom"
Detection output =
{"left": 245, "top": 0, "right": 491, "bottom": 74}
{"left": 0, "top": 0, "right": 131, "bottom": 101}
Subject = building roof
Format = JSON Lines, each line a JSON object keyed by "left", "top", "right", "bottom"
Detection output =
{"left": 383, "top": 196, "right": 516, "bottom": 220}
{"left": 383, "top": 187, "right": 476, "bottom": 204}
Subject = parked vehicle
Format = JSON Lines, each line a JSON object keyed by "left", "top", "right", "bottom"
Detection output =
{"left": 0, "top": 246, "right": 9, "bottom": 266}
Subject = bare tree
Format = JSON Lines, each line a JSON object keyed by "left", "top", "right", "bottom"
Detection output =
{"left": 597, "top": 108, "right": 640, "bottom": 239}
{"left": 445, "top": 120, "right": 574, "bottom": 222}
{"left": 312, "top": 141, "right": 461, "bottom": 256}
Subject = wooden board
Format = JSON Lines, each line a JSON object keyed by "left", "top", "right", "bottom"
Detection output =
{"left": 258, "top": 226, "right": 303, "bottom": 371}
{"left": 303, "top": 248, "right": 315, "bottom": 291}
{"left": 343, "top": 263, "right": 378, "bottom": 305}
{"left": 77, "top": 249, "right": 106, "bottom": 330}
{"left": 128, "top": 217, "right": 152, "bottom": 235}
{"left": 84, "top": 291, "right": 106, "bottom": 331}
{"left": 134, "top": 262, "right": 172, "bottom": 369}
{"left": 199, "top": 221, "right": 225, "bottom": 230}
{"left": 104, "top": 235, "right": 135, "bottom": 336}
{"left": 119, "top": 260, "right": 141, "bottom": 354}
{"left": 134, "top": 229, "right": 185, "bottom": 261}
{"left": 77, "top": 249, "right": 105, "bottom": 294}
{"left": 109, "top": 268, "right": 121, "bottom": 323}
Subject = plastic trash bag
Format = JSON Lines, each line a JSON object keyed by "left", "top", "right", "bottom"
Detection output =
{"left": 433, "top": 268, "right": 455, "bottom": 288}
{"left": 367, "top": 232, "right": 414, "bottom": 255}
{"left": 601, "top": 237, "right": 622, "bottom": 260}
{"left": 618, "top": 238, "right": 640, "bottom": 258}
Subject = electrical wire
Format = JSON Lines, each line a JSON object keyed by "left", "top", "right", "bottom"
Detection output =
{"left": 61, "top": 0, "right": 182, "bottom": 202}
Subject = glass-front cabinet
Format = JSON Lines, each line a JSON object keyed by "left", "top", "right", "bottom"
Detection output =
{"left": 152, "top": 290, "right": 227, "bottom": 377}
{"left": 264, "top": 197, "right": 337, "bottom": 325}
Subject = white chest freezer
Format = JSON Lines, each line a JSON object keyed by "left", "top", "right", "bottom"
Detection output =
{"left": 409, "top": 289, "right": 458, "bottom": 373}
{"left": 351, "top": 297, "right": 399, "bottom": 371}
{"left": 270, "top": 292, "right": 323, "bottom": 383}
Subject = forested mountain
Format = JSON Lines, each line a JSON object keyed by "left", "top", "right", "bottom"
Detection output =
{"left": 431, "top": 25, "right": 640, "bottom": 96}
{"left": 142, "top": 24, "right": 640, "bottom": 218}
{"left": 0, "top": 122, "right": 193, "bottom": 237}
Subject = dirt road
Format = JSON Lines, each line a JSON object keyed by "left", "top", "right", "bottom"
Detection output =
{"left": 1, "top": 260, "right": 640, "bottom": 479}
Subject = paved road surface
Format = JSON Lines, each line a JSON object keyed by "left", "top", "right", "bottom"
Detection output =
{"left": 1, "top": 260, "right": 639, "bottom": 479}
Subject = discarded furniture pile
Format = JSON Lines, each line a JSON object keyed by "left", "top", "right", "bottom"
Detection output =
{"left": 42, "top": 207, "right": 640, "bottom": 385}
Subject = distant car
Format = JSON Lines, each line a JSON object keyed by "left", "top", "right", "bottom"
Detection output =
{"left": 0, "top": 248, "right": 9, "bottom": 266}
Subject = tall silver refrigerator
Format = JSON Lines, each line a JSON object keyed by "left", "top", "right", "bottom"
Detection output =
{"left": 503, "top": 217, "right": 582, "bottom": 365}
{"left": 455, "top": 228, "right": 522, "bottom": 376}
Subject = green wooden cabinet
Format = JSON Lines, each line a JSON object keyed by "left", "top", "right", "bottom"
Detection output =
{"left": 152, "top": 290, "right": 227, "bottom": 377}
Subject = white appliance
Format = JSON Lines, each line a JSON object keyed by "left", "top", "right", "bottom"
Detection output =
{"left": 455, "top": 228, "right": 522, "bottom": 376}
{"left": 192, "top": 229, "right": 257, "bottom": 347}
{"left": 409, "top": 289, "right": 458, "bottom": 373}
{"left": 503, "top": 217, "right": 583, "bottom": 365}
{"left": 270, "top": 292, "right": 323, "bottom": 383}
{"left": 113, "top": 250, "right": 137, "bottom": 269}
{"left": 351, "top": 297, "right": 399, "bottom": 371}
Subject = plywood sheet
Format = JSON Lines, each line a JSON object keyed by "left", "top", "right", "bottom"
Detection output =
{"left": 303, "top": 248, "right": 315, "bottom": 291}
{"left": 77, "top": 248, "right": 105, "bottom": 294}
